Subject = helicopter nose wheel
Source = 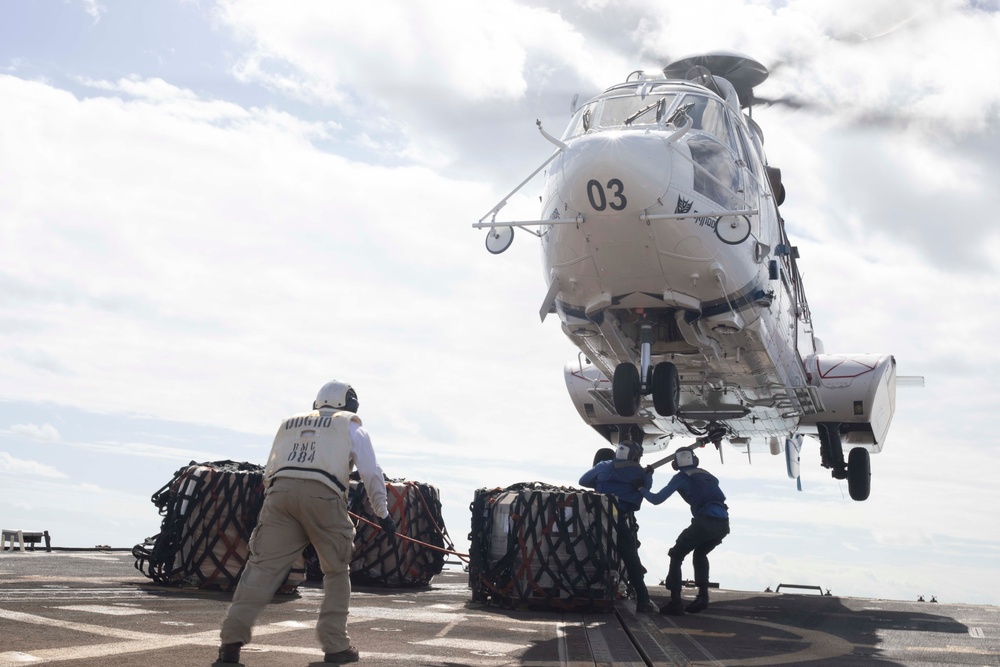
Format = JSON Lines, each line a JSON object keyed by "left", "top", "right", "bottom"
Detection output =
{"left": 612, "top": 362, "right": 642, "bottom": 416}
{"left": 651, "top": 361, "right": 680, "bottom": 416}
{"left": 847, "top": 447, "right": 871, "bottom": 501}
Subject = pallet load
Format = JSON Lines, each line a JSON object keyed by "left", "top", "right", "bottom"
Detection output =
{"left": 469, "top": 482, "right": 623, "bottom": 612}
{"left": 304, "top": 477, "right": 453, "bottom": 587}
{"left": 132, "top": 460, "right": 304, "bottom": 592}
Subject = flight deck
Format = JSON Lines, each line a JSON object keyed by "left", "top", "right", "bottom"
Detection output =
{"left": 1, "top": 549, "right": 997, "bottom": 666}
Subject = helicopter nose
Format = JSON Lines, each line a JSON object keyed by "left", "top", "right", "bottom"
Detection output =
{"left": 556, "top": 131, "right": 672, "bottom": 214}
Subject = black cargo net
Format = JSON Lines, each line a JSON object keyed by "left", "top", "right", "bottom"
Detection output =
{"left": 469, "top": 482, "right": 623, "bottom": 612}
{"left": 305, "top": 478, "right": 453, "bottom": 587}
{"left": 132, "top": 460, "right": 304, "bottom": 592}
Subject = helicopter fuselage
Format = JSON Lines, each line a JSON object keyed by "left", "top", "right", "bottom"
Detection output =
{"left": 477, "top": 53, "right": 899, "bottom": 500}
{"left": 543, "top": 77, "right": 819, "bottom": 442}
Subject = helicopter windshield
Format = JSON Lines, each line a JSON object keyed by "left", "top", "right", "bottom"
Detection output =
{"left": 678, "top": 94, "right": 734, "bottom": 149}
{"left": 562, "top": 92, "right": 679, "bottom": 140}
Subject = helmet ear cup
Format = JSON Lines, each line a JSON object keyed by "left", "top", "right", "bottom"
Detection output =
{"left": 674, "top": 448, "right": 695, "bottom": 468}
{"left": 615, "top": 440, "right": 641, "bottom": 461}
{"left": 344, "top": 388, "right": 359, "bottom": 413}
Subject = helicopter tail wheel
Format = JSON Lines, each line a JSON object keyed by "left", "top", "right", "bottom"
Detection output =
{"left": 847, "top": 447, "right": 871, "bottom": 501}
{"left": 651, "top": 361, "right": 680, "bottom": 416}
{"left": 612, "top": 362, "right": 642, "bottom": 417}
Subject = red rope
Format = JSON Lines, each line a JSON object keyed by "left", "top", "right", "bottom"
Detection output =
{"left": 349, "top": 511, "right": 469, "bottom": 561}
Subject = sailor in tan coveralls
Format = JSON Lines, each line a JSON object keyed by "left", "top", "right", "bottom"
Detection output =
{"left": 214, "top": 380, "right": 395, "bottom": 666}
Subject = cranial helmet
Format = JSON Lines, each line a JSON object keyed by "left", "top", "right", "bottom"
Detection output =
{"left": 672, "top": 448, "right": 699, "bottom": 470}
{"left": 314, "top": 380, "right": 359, "bottom": 413}
{"left": 615, "top": 440, "right": 642, "bottom": 462}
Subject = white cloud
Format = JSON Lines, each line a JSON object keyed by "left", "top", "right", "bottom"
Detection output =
{"left": 10, "top": 423, "right": 60, "bottom": 442}
{"left": 216, "top": 0, "right": 606, "bottom": 104}
{"left": 213, "top": 0, "right": 631, "bottom": 172}
{"left": 76, "top": 0, "right": 106, "bottom": 22}
{"left": 0, "top": 452, "right": 67, "bottom": 478}
{"left": 872, "top": 530, "right": 936, "bottom": 547}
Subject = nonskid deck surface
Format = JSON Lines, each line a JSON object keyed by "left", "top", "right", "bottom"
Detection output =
{"left": 0, "top": 551, "right": 997, "bottom": 666}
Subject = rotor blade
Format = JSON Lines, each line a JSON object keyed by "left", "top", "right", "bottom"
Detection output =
{"left": 751, "top": 93, "right": 812, "bottom": 111}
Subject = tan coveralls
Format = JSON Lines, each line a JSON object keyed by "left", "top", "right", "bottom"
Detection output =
{"left": 220, "top": 409, "right": 389, "bottom": 653}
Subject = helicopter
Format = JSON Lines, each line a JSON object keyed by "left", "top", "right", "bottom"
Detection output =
{"left": 474, "top": 50, "right": 909, "bottom": 502}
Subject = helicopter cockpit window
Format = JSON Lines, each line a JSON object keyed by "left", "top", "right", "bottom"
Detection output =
{"left": 680, "top": 94, "right": 735, "bottom": 151}
{"left": 562, "top": 93, "right": 679, "bottom": 139}
{"left": 563, "top": 102, "right": 597, "bottom": 139}
{"left": 598, "top": 93, "right": 677, "bottom": 128}
{"left": 688, "top": 139, "right": 739, "bottom": 207}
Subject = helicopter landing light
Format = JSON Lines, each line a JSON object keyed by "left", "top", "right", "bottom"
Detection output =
{"left": 485, "top": 226, "right": 514, "bottom": 254}
{"left": 715, "top": 215, "right": 752, "bottom": 245}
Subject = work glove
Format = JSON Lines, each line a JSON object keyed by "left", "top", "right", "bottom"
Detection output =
{"left": 631, "top": 478, "right": 647, "bottom": 490}
{"left": 378, "top": 514, "right": 397, "bottom": 542}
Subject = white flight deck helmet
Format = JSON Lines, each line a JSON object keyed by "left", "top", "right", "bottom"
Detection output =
{"left": 615, "top": 440, "right": 642, "bottom": 462}
{"left": 673, "top": 448, "right": 699, "bottom": 470}
{"left": 314, "top": 380, "right": 359, "bottom": 413}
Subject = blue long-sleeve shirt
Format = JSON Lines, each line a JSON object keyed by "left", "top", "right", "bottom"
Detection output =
{"left": 641, "top": 466, "right": 728, "bottom": 519}
{"left": 579, "top": 459, "right": 652, "bottom": 512}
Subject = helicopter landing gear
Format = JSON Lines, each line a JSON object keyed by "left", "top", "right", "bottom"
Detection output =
{"left": 612, "top": 320, "right": 682, "bottom": 417}
{"left": 651, "top": 361, "right": 680, "bottom": 416}
{"left": 818, "top": 423, "right": 872, "bottom": 501}
{"left": 612, "top": 360, "right": 680, "bottom": 417}
{"left": 612, "top": 362, "right": 642, "bottom": 417}
{"left": 847, "top": 447, "right": 871, "bottom": 501}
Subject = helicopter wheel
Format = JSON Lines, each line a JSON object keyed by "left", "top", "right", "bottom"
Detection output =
{"left": 651, "top": 361, "right": 680, "bottom": 416}
{"left": 847, "top": 447, "right": 871, "bottom": 501}
{"left": 612, "top": 363, "right": 642, "bottom": 417}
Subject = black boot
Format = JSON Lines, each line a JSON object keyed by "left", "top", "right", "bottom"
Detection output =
{"left": 659, "top": 590, "right": 685, "bottom": 616}
{"left": 212, "top": 642, "right": 244, "bottom": 666}
{"left": 686, "top": 587, "right": 710, "bottom": 613}
{"left": 635, "top": 593, "right": 657, "bottom": 613}
{"left": 324, "top": 646, "right": 360, "bottom": 663}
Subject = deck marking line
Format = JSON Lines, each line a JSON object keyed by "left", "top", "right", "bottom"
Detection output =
{"left": 0, "top": 609, "right": 157, "bottom": 641}
{"left": 346, "top": 606, "right": 463, "bottom": 623}
{"left": 411, "top": 637, "right": 530, "bottom": 653}
{"left": 631, "top": 611, "right": 692, "bottom": 667}
{"left": 663, "top": 617, "right": 725, "bottom": 666}
{"left": 0, "top": 616, "right": 315, "bottom": 666}
{"left": 53, "top": 605, "right": 164, "bottom": 616}
{"left": 434, "top": 619, "right": 460, "bottom": 638}
{"left": 703, "top": 615, "right": 854, "bottom": 666}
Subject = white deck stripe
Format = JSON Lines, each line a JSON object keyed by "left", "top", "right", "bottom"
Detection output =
{"left": 0, "top": 612, "right": 316, "bottom": 667}
{"left": 412, "top": 637, "right": 530, "bottom": 653}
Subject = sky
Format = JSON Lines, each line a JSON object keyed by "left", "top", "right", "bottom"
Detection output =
{"left": 1, "top": 0, "right": 999, "bottom": 606}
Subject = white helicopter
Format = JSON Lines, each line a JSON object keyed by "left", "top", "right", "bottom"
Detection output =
{"left": 475, "top": 51, "right": 915, "bottom": 501}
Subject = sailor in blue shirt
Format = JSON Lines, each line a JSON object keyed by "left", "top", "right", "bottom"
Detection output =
{"left": 640, "top": 447, "right": 730, "bottom": 615}
{"left": 579, "top": 441, "right": 655, "bottom": 613}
